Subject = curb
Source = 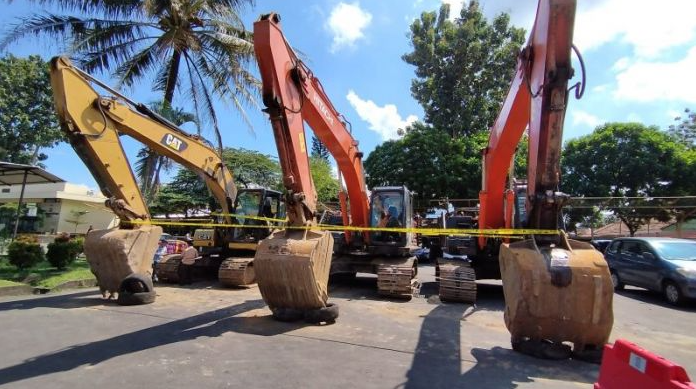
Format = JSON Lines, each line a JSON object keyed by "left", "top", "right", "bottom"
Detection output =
{"left": 51, "top": 278, "right": 98, "bottom": 292}
{"left": 0, "top": 278, "right": 98, "bottom": 297}
{"left": 0, "top": 284, "right": 35, "bottom": 297}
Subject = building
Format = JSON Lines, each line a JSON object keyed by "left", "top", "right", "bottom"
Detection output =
{"left": 0, "top": 181, "right": 118, "bottom": 235}
{"left": 576, "top": 218, "right": 696, "bottom": 240}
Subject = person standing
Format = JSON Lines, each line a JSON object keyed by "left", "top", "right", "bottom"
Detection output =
{"left": 152, "top": 238, "right": 168, "bottom": 282}
{"left": 178, "top": 246, "right": 198, "bottom": 285}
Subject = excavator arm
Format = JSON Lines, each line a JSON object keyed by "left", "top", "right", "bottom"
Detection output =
{"left": 253, "top": 13, "right": 369, "bottom": 237}
{"left": 478, "top": 0, "right": 574, "bottom": 236}
{"left": 477, "top": 0, "right": 613, "bottom": 360}
{"left": 49, "top": 56, "right": 237, "bottom": 299}
{"left": 50, "top": 57, "right": 237, "bottom": 222}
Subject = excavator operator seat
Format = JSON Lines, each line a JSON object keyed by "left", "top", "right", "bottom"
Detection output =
{"left": 369, "top": 186, "right": 413, "bottom": 247}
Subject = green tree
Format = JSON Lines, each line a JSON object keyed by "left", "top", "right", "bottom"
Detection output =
{"left": 403, "top": 1, "right": 525, "bottom": 138}
{"left": 365, "top": 122, "right": 485, "bottom": 202}
{"left": 222, "top": 148, "right": 282, "bottom": 190}
{"left": 668, "top": 108, "right": 696, "bottom": 148}
{"left": 151, "top": 147, "right": 283, "bottom": 213}
{"left": 135, "top": 102, "right": 197, "bottom": 202}
{"left": 310, "top": 157, "right": 340, "bottom": 202}
{"left": 0, "top": 55, "right": 62, "bottom": 165}
{"left": 562, "top": 122, "right": 686, "bottom": 236}
{"left": 150, "top": 180, "right": 209, "bottom": 217}
{"left": 311, "top": 135, "right": 330, "bottom": 161}
{"left": 1, "top": 0, "right": 259, "bottom": 141}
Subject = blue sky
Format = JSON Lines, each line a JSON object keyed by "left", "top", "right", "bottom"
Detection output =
{"left": 1, "top": 0, "right": 695, "bottom": 190}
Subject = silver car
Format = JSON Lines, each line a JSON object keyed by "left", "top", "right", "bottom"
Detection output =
{"left": 604, "top": 237, "right": 696, "bottom": 305}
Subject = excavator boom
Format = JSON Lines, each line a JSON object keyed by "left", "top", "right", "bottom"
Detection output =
{"left": 254, "top": 13, "right": 369, "bottom": 235}
{"left": 49, "top": 56, "right": 239, "bottom": 298}
{"left": 477, "top": 0, "right": 613, "bottom": 359}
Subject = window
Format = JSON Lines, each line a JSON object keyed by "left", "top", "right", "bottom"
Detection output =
{"left": 620, "top": 241, "right": 642, "bottom": 255}
{"left": 1, "top": 188, "right": 9, "bottom": 193}
{"left": 607, "top": 241, "right": 621, "bottom": 254}
{"left": 634, "top": 244, "right": 654, "bottom": 263}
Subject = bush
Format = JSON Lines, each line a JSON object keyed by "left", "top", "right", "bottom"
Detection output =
{"left": 47, "top": 234, "right": 82, "bottom": 269}
{"left": 72, "top": 236, "right": 84, "bottom": 256}
{"left": 7, "top": 237, "right": 44, "bottom": 270}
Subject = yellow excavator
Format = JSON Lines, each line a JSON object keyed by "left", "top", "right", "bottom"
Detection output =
{"left": 49, "top": 56, "right": 283, "bottom": 303}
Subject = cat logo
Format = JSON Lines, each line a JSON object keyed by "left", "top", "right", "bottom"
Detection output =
{"left": 161, "top": 133, "right": 188, "bottom": 152}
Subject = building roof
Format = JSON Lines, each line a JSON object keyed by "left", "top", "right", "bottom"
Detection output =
{"left": 662, "top": 218, "right": 696, "bottom": 231}
{"left": 0, "top": 162, "right": 64, "bottom": 185}
{"left": 582, "top": 219, "right": 672, "bottom": 238}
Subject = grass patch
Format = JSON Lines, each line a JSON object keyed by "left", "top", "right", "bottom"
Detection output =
{"left": 0, "top": 279, "right": 25, "bottom": 287}
{"left": 37, "top": 267, "right": 95, "bottom": 289}
{"left": 0, "top": 257, "right": 94, "bottom": 289}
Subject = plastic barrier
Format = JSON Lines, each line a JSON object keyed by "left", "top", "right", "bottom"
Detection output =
{"left": 594, "top": 339, "right": 696, "bottom": 389}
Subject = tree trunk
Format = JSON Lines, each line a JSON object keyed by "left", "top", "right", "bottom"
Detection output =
{"left": 164, "top": 50, "right": 182, "bottom": 106}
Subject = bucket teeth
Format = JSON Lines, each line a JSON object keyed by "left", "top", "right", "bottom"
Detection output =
{"left": 377, "top": 264, "right": 418, "bottom": 299}
{"left": 156, "top": 254, "right": 182, "bottom": 283}
{"left": 218, "top": 258, "right": 256, "bottom": 287}
{"left": 438, "top": 262, "right": 477, "bottom": 303}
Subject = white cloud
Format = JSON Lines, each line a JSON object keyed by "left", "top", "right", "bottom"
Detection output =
{"left": 667, "top": 109, "right": 682, "bottom": 121}
{"left": 592, "top": 84, "right": 609, "bottom": 93}
{"left": 576, "top": 0, "right": 696, "bottom": 58}
{"left": 572, "top": 110, "right": 602, "bottom": 129}
{"left": 441, "top": 0, "right": 465, "bottom": 20}
{"left": 346, "top": 90, "right": 418, "bottom": 140}
{"left": 613, "top": 47, "right": 696, "bottom": 103}
{"left": 326, "top": 2, "right": 372, "bottom": 53}
{"left": 627, "top": 112, "right": 642, "bottom": 122}
{"left": 611, "top": 57, "right": 631, "bottom": 72}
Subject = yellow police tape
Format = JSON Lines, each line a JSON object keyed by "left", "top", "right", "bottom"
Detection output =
{"left": 131, "top": 219, "right": 559, "bottom": 238}
{"left": 210, "top": 212, "right": 288, "bottom": 223}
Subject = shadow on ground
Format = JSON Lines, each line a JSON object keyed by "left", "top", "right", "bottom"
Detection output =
{"left": 401, "top": 304, "right": 599, "bottom": 388}
{"left": 0, "top": 290, "right": 104, "bottom": 312}
{"left": 328, "top": 274, "right": 411, "bottom": 304}
{"left": 0, "top": 297, "right": 312, "bottom": 386}
{"left": 616, "top": 287, "right": 696, "bottom": 312}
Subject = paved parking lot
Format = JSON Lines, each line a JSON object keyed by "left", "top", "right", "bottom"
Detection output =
{"left": 0, "top": 264, "right": 694, "bottom": 388}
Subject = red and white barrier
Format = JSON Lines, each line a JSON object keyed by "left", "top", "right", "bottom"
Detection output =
{"left": 595, "top": 339, "right": 696, "bottom": 389}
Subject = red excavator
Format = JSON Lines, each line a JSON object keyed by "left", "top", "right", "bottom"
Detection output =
{"left": 252, "top": 13, "right": 459, "bottom": 322}
{"left": 477, "top": 0, "right": 613, "bottom": 360}
{"left": 253, "top": 0, "right": 613, "bottom": 360}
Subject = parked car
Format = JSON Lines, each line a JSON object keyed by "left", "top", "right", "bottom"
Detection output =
{"left": 590, "top": 239, "right": 612, "bottom": 253}
{"left": 604, "top": 237, "right": 696, "bottom": 305}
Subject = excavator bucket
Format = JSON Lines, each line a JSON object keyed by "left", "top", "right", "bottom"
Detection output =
{"left": 499, "top": 235, "right": 613, "bottom": 350}
{"left": 84, "top": 225, "right": 163, "bottom": 297}
{"left": 253, "top": 229, "right": 334, "bottom": 310}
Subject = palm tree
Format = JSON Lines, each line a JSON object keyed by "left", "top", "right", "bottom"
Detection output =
{"left": 135, "top": 102, "right": 197, "bottom": 202}
{"left": 1, "top": 0, "right": 259, "bottom": 138}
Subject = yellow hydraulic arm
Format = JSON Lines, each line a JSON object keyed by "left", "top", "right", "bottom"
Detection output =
{"left": 49, "top": 56, "right": 236, "bottom": 223}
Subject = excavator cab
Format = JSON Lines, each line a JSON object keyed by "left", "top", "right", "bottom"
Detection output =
{"left": 230, "top": 188, "right": 285, "bottom": 249}
{"left": 368, "top": 186, "right": 414, "bottom": 252}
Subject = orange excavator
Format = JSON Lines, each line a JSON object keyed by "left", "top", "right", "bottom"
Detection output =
{"left": 477, "top": 0, "right": 613, "bottom": 360}
{"left": 251, "top": 13, "right": 436, "bottom": 322}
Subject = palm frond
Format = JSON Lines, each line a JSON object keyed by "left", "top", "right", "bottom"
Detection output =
{"left": 182, "top": 50, "right": 223, "bottom": 152}
{"left": 0, "top": 13, "right": 87, "bottom": 51}
{"left": 22, "top": 0, "right": 142, "bottom": 18}
{"left": 113, "top": 40, "right": 168, "bottom": 88}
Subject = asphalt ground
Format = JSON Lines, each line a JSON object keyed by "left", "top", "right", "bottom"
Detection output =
{"left": 0, "top": 263, "right": 694, "bottom": 389}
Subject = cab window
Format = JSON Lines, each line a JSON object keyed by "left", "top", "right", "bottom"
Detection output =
{"left": 607, "top": 241, "right": 620, "bottom": 254}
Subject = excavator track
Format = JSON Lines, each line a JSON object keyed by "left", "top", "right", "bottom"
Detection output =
{"left": 218, "top": 257, "right": 256, "bottom": 287}
{"left": 437, "top": 260, "right": 477, "bottom": 303}
{"left": 156, "top": 254, "right": 182, "bottom": 283}
{"left": 377, "top": 263, "right": 419, "bottom": 299}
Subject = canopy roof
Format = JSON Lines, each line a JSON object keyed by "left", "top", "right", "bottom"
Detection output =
{"left": 0, "top": 162, "right": 64, "bottom": 186}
